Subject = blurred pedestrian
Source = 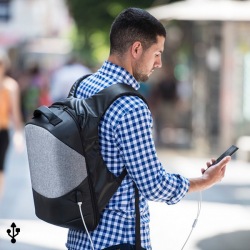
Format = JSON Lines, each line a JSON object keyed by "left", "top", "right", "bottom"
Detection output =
{"left": 0, "top": 49, "right": 24, "bottom": 199}
{"left": 66, "top": 8, "right": 231, "bottom": 250}
{"left": 20, "top": 63, "right": 51, "bottom": 122}
{"left": 50, "top": 56, "right": 92, "bottom": 102}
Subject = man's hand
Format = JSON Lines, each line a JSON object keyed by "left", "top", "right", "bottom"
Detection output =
{"left": 188, "top": 156, "right": 231, "bottom": 193}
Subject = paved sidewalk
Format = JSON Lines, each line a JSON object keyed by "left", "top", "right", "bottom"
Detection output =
{"left": 0, "top": 139, "right": 68, "bottom": 250}
{"left": 0, "top": 143, "right": 250, "bottom": 249}
{"left": 150, "top": 150, "right": 250, "bottom": 250}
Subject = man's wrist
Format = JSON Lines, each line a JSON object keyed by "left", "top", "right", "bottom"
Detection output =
{"left": 188, "top": 176, "right": 212, "bottom": 193}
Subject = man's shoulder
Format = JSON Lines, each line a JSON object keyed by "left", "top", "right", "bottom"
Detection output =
{"left": 105, "top": 93, "right": 150, "bottom": 124}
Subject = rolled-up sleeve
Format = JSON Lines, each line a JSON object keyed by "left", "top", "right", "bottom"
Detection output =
{"left": 115, "top": 99, "right": 190, "bottom": 205}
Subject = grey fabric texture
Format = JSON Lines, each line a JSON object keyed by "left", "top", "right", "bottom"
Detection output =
{"left": 25, "top": 124, "right": 87, "bottom": 198}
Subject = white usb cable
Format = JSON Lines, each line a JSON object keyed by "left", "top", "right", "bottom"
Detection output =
{"left": 77, "top": 202, "right": 95, "bottom": 250}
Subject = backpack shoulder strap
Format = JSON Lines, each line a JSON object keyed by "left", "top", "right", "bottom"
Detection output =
{"left": 86, "top": 83, "right": 148, "bottom": 117}
{"left": 68, "top": 74, "right": 92, "bottom": 98}
{"left": 84, "top": 84, "right": 145, "bottom": 248}
{"left": 88, "top": 85, "right": 145, "bottom": 250}
{"left": 98, "top": 83, "right": 147, "bottom": 102}
{"left": 68, "top": 75, "right": 147, "bottom": 109}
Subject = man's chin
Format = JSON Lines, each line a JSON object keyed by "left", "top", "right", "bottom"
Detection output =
{"left": 134, "top": 75, "right": 149, "bottom": 82}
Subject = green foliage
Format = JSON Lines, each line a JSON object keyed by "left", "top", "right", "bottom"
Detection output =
{"left": 66, "top": 0, "right": 156, "bottom": 67}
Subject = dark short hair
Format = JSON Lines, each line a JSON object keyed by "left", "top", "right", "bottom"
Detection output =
{"left": 110, "top": 8, "right": 166, "bottom": 55}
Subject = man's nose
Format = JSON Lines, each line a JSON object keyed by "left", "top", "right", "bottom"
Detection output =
{"left": 155, "top": 56, "right": 162, "bottom": 68}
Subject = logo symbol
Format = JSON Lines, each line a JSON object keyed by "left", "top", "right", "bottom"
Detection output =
{"left": 6, "top": 222, "right": 20, "bottom": 243}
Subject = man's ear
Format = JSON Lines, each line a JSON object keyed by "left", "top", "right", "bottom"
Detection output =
{"left": 131, "top": 41, "right": 143, "bottom": 59}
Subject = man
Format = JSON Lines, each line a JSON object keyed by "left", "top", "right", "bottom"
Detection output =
{"left": 66, "top": 8, "right": 230, "bottom": 250}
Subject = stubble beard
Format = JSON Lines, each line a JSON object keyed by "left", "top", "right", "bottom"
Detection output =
{"left": 133, "top": 61, "right": 151, "bottom": 82}
{"left": 133, "top": 71, "right": 149, "bottom": 82}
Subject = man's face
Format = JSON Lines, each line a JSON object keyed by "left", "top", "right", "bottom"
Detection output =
{"left": 133, "top": 35, "right": 165, "bottom": 82}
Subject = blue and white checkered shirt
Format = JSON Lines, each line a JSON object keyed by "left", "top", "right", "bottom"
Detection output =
{"left": 66, "top": 61, "right": 190, "bottom": 250}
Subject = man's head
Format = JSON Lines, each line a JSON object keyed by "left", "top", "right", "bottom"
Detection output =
{"left": 109, "top": 8, "right": 166, "bottom": 82}
{"left": 110, "top": 8, "right": 166, "bottom": 56}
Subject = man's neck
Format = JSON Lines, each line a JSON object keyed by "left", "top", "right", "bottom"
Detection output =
{"left": 107, "top": 53, "right": 133, "bottom": 76}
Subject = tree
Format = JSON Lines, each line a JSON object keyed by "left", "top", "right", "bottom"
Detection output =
{"left": 66, "top": 0, "right": 183, "bottom": 67}
{"left": 66, "top": 0, "right": 153, "bottom": 66}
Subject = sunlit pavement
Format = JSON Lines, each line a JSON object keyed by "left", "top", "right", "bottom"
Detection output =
{"left": 150, "top": 150, "right": 250, "bottom": 250}
{"left": 0, "top": 142, "right": 250, "bottom": 250}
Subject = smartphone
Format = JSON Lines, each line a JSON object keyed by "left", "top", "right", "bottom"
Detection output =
{"left": 212, "top": 145, "right": 239, "bottom": 165}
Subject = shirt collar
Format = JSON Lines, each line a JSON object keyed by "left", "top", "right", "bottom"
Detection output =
{"left": 98, "top": 60, "right": 140, "bottom": 90}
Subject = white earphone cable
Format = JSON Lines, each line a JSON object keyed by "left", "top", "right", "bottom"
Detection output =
{"left": 180, "top": 191, "right": 202, "bottom": 250}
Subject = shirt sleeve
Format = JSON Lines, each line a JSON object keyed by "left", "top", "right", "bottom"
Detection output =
{"left": 114, "top": 98, "right": 190, "bottom": 205}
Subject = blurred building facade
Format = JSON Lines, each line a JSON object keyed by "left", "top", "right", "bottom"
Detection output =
{"left": 0, "top": 0, "right": 76, "bottom": 123}
{"left": 0, "top": 0, "right": 70, "bottom": 39}
{"left": 0, "top": 0, "right": 73, "bottom": 71}
{"left": 148, "top": 0, "right": 250, "bottom": 155}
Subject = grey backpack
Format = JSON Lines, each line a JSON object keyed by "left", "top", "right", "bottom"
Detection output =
{"left": 25, "top": 75, "right": 146, "bottom": 233}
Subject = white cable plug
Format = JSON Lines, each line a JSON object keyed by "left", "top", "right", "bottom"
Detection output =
{"left": 77, "top": 202, "right": 95, "bottom": 250}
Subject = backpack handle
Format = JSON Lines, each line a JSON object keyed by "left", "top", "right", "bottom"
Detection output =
{"left": 33, "top": 106, "right": 62, "bottom": 126}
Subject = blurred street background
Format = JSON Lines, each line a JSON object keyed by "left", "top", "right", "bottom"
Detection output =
{"left": 1, "top": 0, "right": 250, "bottom": 249}
{"left": 0, "top": 142, "right": 250, "bottom": 250}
